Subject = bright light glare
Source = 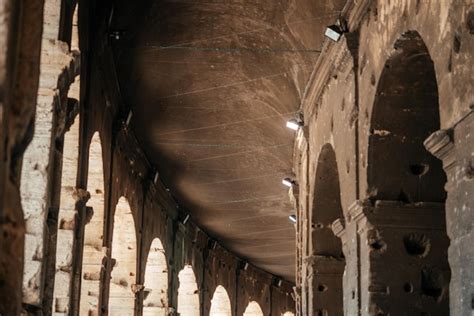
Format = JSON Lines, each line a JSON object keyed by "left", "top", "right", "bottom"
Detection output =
{"left": 325, "top": 26, "right": 342, "bottom": 42}
{"left": 286, "top": 119, "right": 301, "bottom": 131}
{"left": 282, "top": 178, "right": 293, "bottom": 187}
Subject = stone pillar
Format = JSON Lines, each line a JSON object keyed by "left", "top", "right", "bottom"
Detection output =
{"left": 425, "top": 114, "right": 474, "bottom": 315}
{"left": 20, "top": 39, "right": 75, "bottom": 307}
{"left": 305, "top": 255, "right": 344, "bottom": 315}
{"left": 333, "top": 219, "right": 359, "bottom": 316}
{"left": 339, "top": 200, "right": 450, "bottom": 315}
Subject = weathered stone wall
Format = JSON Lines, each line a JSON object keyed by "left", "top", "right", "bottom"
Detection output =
{"left": 59, "top": 1, "right": 296, "bottom": 315}
{"left": 294, "top": 0, "right": 473, "bottom": 315}
{"left": 0, "top": 0, "right": 296, "bottom": 315}
{"left": 0, "top": 0, "right": 44, "bottom": 314}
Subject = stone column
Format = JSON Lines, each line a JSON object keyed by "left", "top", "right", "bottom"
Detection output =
{"left": 304, "top": 254, "right": 344, "bottom": 315}
{"left": 333, "top": 219, "right": 359, "bottom": 316}
{"left": 425, "top": 114, "right": 474, "bottom": 315}
{"left": 339, "top": 200, "right": 450, "bottom": 315}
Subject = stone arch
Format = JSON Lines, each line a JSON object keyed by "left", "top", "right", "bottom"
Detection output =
{"left": 52, "top": 110, "right": 80, "bottom": 313}
{"left": 108, "top": 196, "right": 137, "bottom": 315}
{"left": 79, "top": 132, "right": 106, "bottom": 314}
{"left": 367, "top": 30, "right": 446, "bottom": 203}
{"left": 209, "top": 285, "right": 232, "bottom": 316}
{"left": 309, "top": 143, "right": 344, "bottom": 315}
{"left": 364, "top": 30, "right": 450, "bottom": 313}
{"left": 243, "top": 301, "right": 263, "bottom": 316}
{"left": 177, "top": 265, "right": 200, "bottom": 316}
{"left": 143, "top": 238, "right": 168, "bottom": 315}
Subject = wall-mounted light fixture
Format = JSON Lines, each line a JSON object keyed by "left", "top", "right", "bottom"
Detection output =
{"left": 286, "top": 118, "right": 304, "bottom": 131}
{"left": 126, "top": 111, "right": 133, "bottom": 126}
{"left": 109, "top": 30, "right": 123, "bottom": 40}
{"left": 325, "top": 25, "right": 344, "bottom": 42}
{"left": 282, "top": 177, "right": 296, "bottom": 188}
{"left": 288, "top": 214, "right": 297, "bottom": 223}
{"left": 182, "top": 214, "right": 190, "bottom": 225}
{"left": 324, "top": 18, "right": 348, "bottom": 42}
{"left": 239, "top": 260, "right": 249, "bottom": 271}
{"left": 273, "top": 277, "right": 283, "bottom": 287}
{"left": 208, "top": 240, "right": 217, "bottom": 250}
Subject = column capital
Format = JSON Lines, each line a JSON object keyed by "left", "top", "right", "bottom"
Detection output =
{"left": 424, "top": 129, "right": 456, "bottom": 170}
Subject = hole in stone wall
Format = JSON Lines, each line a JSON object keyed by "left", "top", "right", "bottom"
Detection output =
{"left": 421, "top": 267, "right": 444, "bottom": 301}
{"left": 369, "top": 240, "right": 386, "bottom": 252}
{"left": 397, "top": 190, "right": 411, "bottom": 204}
{"left": 368, "top": 230, "right": 387, "bottom": 252}
{"left": 415, "top": 0, "right": 421, "bottom": 14}
{"left": 453, "top": 31, "right": 462, "bottom": 53}
{"left": 403, "top": 233, "right": 431, "bottom": 257}
{"left": 471, "top": 293, "right": 474, "bottom": 309}
{"left": 448, "top": 52, "right": 453, "bottom": 73}
{"left": 317, "top": 284, "right": 328, "bottom": 292}
{"left": 316, "top": 310, "right": 327, "bottom": 316}
{"left": 467, "top": 9, "right": 474, "bottom": 34}
{"left": 403, "top": 282, "right": 414, "bottom": 293}
{"left": 409, "top": 163, "right": 429, "bottom": 176}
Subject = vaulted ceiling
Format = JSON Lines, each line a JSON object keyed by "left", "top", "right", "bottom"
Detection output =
{"left": 112, "top": 0, "right": 345, "bottom": 281}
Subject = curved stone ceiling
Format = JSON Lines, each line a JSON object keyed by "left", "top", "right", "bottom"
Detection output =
{"left": 113, "top": 0, "right": 345, "bottom": 281}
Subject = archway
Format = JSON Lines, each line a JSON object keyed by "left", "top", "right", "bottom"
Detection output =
{"left": 79, "top": 132, "right": 106, "bottom": 314}
{"left": 310, "top": 143, "right": 344, "bottom": 315}
{"left": 209, "top": 285, "right": 231, "bottom": 316}
{"left": 243, "top": 301, "right": 263, "bottom": 316}
{"left": 177, "top": 265, "right": 200, "bottom": 316}
{"left": 368, "top": 31, "right": 445, "bottom": 203}
{"left": 143, "top": 238, "right": 168, "bottom": 315}
{"left": 366, "top": 31, "right": 450, "bottom": 313}
{"left": 108, "top": 197, "right": 137, "bottom": 315}
{"left": 282, "top": 312, "right": 294, "bottom": 316}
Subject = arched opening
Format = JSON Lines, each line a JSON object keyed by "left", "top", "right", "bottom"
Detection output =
{"left": 243, "top": 301, "right": 263, "bottom": 316}
{"left": 52, "top": 110, "right": 80, "bottom": 313}
{"left": 209, "top": 285, "right": 231, "bottom": 316}
{"left": 79, "top": 132, "right": 106, "bottom": 314}
{"left": 70, "top": 4, "right": 79, "bottom": 51}
{"left": 143, "top": 238, "right": 168, "bottom": 315}
{"left": 177, "top": 265, "right": 200, "bottom": 316}
{"left": 108, "top": 197, "right": 137, "bottom": 315}
{"left": 310, "top": 143, "right": 345, "bottom": 315}
{"left": 368, "top": 31, "right": 446, "bottom": 203}
{"left": 367, "top": 31, "right": 450, "bottom": 313}
{"left": 282, "top": 312, "right": 295, "bottom": 316}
